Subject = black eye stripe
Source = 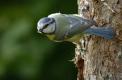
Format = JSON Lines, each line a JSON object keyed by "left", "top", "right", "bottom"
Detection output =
{"left": 47, "top": 18, "right": 55, "bottom": 24}
{"left": 42, "top": 24, "right": 48, "bottom": 29}
{"left": 41, "top": 21, "right": 56, "bottom": 35}
{"left": 42, "top": 18, "right": 55, "bottom": 29}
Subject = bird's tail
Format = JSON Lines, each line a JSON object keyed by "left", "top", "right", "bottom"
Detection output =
{"left": 84, "top": 27, "right": 115, "bottom": 39}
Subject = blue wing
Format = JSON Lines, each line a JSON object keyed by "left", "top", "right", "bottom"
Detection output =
{"left": 84, "top": 27, "right": 115, "bottom": 39}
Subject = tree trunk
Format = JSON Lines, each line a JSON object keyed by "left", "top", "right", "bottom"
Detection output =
{"left": 75, "top": 0, "right": 122, "bottom": 80}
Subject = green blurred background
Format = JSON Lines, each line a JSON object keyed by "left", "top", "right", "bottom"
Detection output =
{"left": 0, "top": 0, "right": 77, "bottom": 80}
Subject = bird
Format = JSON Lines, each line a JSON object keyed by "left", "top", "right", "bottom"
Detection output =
{"left": 37, "top": 13, "right": 115, "bottom": 42}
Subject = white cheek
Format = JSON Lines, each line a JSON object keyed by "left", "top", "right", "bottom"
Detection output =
{"left": 43, "top": 22, "right": 56, "bottom": 33}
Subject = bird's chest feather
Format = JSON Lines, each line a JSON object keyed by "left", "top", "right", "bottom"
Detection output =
{"left": 66, "top": 33, "right": 83, "bottom": 42}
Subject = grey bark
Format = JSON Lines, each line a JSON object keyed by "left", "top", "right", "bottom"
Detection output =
{"left": 75, "top": 0, "right": 122, "bottom": 80}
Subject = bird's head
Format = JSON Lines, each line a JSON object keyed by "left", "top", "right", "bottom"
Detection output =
{"left": 37, "top": 17, "right": 56, "bottom": 34}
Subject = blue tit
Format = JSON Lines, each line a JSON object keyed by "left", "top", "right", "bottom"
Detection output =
{"left": 37, "top": 13, "right": 115, "bottom": 42}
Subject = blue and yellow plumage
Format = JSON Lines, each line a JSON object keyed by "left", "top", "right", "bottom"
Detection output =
{"left": 37, "top": 13, "right": 115, "bottom": 42}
